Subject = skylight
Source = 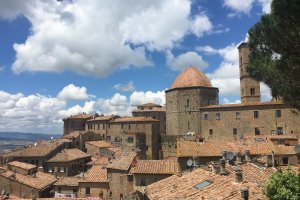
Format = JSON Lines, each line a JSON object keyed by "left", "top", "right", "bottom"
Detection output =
{"left": 193, "top": 180, "right": 213, "bottom": 190}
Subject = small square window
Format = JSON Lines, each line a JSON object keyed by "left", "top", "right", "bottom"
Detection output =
{"left": 275, "top": 110, "right": 281, "bottom": 117}
{"left": 127, "top": 137, "right": 134, "bottom": 143}
{"left": 254, "top": 111, "right": 259, "bottom": 118}
{"left": 194, "top": 180, "right": 213, "bottom": 190}
{"left": 59, "top": 167, "right": 65, "bottom": 173}
{"left": 233, "top": 128, "right": 237, "bottom": 135}
{"left": 216, "top": 113, "right": 221, "bottom": 120}
{"left": 204, "top": 113, "right": 208, "bottom": 120}
{"left": 209, "top": 129, "right": 213, "bottom": 138}
{"left": 235, "top": 112, "right": 240, "bottom": 119}
{"left": 255, "top": 127, "right": 260, "bottom": 135}
{"left": 277, "top": 127, "right": 283, "bottom": 135}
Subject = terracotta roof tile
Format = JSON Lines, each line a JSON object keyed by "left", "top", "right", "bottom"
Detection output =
{"left": 87, "top": 156, "right": 109, "bottom": 166}
{"left": 7, "top": 161, "right": 37, "bottom": 171}
{"left": 145, "top": 166, "right": 268, "bottom": 200}
{"left": 64, "top": 113, "right": 92, "bottom": 119}
{"left": 87, "top": 115, "right": 119, "bottom": 122}
{"left": 2, "top": 141, "right": 64, "bottom": 158}
{"left": 171, "top": 66, "right": 212, "bottom": 89}
{"left": 0, "top": 168, "right": 57, "bottom": 190}
{"left": 201, "top": 101, "right": 286, "bottom": 109}
{"left": 112, "top": 117, "right": 159, "bottom": 123}
{"left": 86, "top": 140, "right": 112, "bottom": 148}
{"left": 54, "top": 176, "right": 81, "bottom": 187}
{"left": 106, "top": 152, "right": 137, "bottom": 171}
{"left": 61, "top": 131, "right": 85, "bottom": 139}
{"left": 81, "top": 165, "right": 108, "bottom": 183}
{"left": 275, "top": 145, "right": 296, "bottom": 155}
{"left": 138, "top": 103, "right": 162, "bottom": 107}
{"left": 131, "top": 160, "right": 179, "bottom": 175}
{"left": 132, "top": 107, "right": 166, "bottom": 112}
{"left": 177, "top": 137, "right": 279, "bottom": 158}
{"left": 46, "top": 149, "right": 90, "bottom": 163}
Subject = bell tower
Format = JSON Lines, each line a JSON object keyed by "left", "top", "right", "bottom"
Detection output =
{"left": 238, "top": 42, "right": 261, "bottom": 103}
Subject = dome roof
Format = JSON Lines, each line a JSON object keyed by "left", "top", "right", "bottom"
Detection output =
{"left": 171, "top": 66, "right": 212, "bottom": 89}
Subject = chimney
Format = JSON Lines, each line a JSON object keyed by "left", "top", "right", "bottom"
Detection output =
{"left": 245, "top": 150, "right": 251, "bottom": 162}
{"left": 236, "top": 152, "right": 242, "bottom": 165}
{"left": 219, "top": 159, "right": 227, "bottom": 175}
{"left": 234, "top": 167, "right": 243, "bottom": 183}
{"left": 241, "top": 188, "right": 249, "bottom": 200}
{"left": 222, "top": 150, "right": 227, "bottom": 160}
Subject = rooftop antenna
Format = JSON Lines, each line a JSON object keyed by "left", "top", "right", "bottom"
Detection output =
{"left": 225, "top": 151, "right": 235, "bottom": 161}
{"left": 187, "top": 158, "right": 193, "bottom": 167}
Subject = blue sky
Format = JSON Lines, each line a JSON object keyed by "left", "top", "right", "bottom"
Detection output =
{"left": 0, "top": 0, "right": 272, "bottom": 134}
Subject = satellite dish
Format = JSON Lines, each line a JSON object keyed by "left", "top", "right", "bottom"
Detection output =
{"left": 226, "top": 151, "right": 234, "bottom": 160}
{"left": 294, "top": 145, "right": 300, "bottom": 153}
{"left": 187, "top": 159, "right": 193, "bottom": 167}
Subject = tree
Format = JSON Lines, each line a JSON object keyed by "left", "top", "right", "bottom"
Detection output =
{"left": 247, "top": 0, "right": 300, "bottom": 110}
{"left": 263, "top": 168, "right": 300, "bottom": 200}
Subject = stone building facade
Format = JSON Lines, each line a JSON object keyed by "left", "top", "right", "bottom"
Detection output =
{"left": 63, "top": 113, "right": 92, "bottom": 136}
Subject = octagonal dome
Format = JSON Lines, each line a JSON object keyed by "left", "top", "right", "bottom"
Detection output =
{"left": 171, "top": 66, "right": 212, "bottom": 89}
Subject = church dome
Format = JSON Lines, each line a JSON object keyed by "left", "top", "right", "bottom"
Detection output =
{"left": 171, "top": 66, "right": 212, "bottom": 89}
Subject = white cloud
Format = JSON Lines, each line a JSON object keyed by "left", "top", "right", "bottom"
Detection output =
{"left": 223, "top": 98, "right": 241, "bottom": 104}
{"left": 57, "top": 84, "right": 95, "bottom": 101}
{"left": 166, "top": 51, "right": 208, "bottom": 71}
{"left": 258, "top": 0, "right": 272, "bottom": 14}
{"left": 113, "top": 81, "right": 135, "bottom": 92}
{"left": 130, "top": 90, "right": 165, "bottom": 106}
{"left": 260, "top": 82, "right": 272, "bottom": 101}
{"left": 190, "top": 14, "right": 213, "bottom": 37}
{"left": 0, "top": 91, "right": 66, "bottom": 134}
{"left": 0, "top": 66, "right": 6, "bottom": 73}
{"left": 1, "top": 0, "right": 213, "bottom": 76}
{"left": 223, "top": 0, "right": 255, "bottom": 15}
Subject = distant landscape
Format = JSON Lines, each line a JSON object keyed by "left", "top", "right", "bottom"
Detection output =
{"left": 0, "top": 132, "right": 61, "bottom": 153}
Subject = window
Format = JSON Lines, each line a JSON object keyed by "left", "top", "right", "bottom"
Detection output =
{"left": 277, "top": 127, "right": 283, "bottom": 135}
{"left": 275, "top": 110, "right": 281, "bottom": 117}
{"left": 250, "top": 87, "right": 255, "bottom": 96}
{"left": 128, "top": 125, "right": 131, "bottom": 130}
{"left": 127, "top": 137, "right": 134, "bottom": 143}
{"left": 186, "top": 99, "right": 190, "bottom": 108}
{"left": 140, "top": 178, "right": 148, "bottom": 186}
{"left": 188, "top": 122, "right": 190, "bottom": 129}
{"left": 209, "top": 129, "right": 213, "bottom": 138}
{"left": 108, "top": 124, "right": 110, "bottom": 129}
{"left": 194, "top": 180, "right": 213, "bottom": 190}
{"left": 103, "top": 124, "right": 105, "bottom": 130}
{"left": 59, "top": 167, "right": 65, "bottom": 173}
{"left": 152, "top": 115, "right": 156, "bottom": 119}
{"left": 233, "top": 128, "right": 237, "bottom": 136}
{"left": 121, "top": 124, "right": 124, "bottom": 129}
{"left": 235, "top": 112, "right": 240, "bottom": 119}
{"left": 48, "top": 167, "right": 53, "bottom": 173}
{"left": 204, "top": 113, "right": 208, "bottom": 120}
{"left": 107, "top": 136, "right": 111, "bottom": 141}
{"left": 216, "top": 113, "right": 221, "bottom": 120}
{"left": 98, "top": 124, "right": 100, "bottom": 130}
{"left": 282, "top": 157, "right": 289, "bottom": 165}
{"left": 255, "top": 127, "right": 260, "bottom": 135}
{"left": 254, "top": 111, "right": 259, "bottom": 118}
{"left": 85, "top": 187, "right": 90, "bottom": 195}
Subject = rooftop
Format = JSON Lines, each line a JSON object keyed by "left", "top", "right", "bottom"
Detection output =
{"left": 46, "top": 149, "right": 91, "bottom": 163}
{"left": 112, "top": 116, "right": 159, "bottom": 123}
{"left": 177, "top": 137, "right": 279, "bottom": 157}
{"left": 7, "top": 161, "right": 37, "bottom": 171}
{"left": 106, "top": 152, "right": 137, "bottom": 171}
{"left": 201, "top": 101, "right": 286, "bottom": 109}
{"left": 64, "top": 113, "right": 92, "bottom": 120}
{"left": 130, "top": 160, "right": 179, "bottom": 175}
{"left": 132, "top": 106, "right": 166, "bottom": 113}
{"left": 145, "top": 165, "right": 268, "bottom": 199}
{"left": 87, "top": 156, "right": 109, "bottom": 166}
{"left": 54, "top": 176, "right": 81, "bottom": 187}
{"left": 171, "top": 66, "right": 212, "bottom": 89}
{"left": 0, "top": 168, "right": 57, "bottom": 190}
{"left": 87, "top": 115, "right": 119, "bottom": 122}
{"left": 86, "top": 140, "right": 112, "bottom": 148}
{"left": 81, "top": 165, "right": 108, "bottom": 183}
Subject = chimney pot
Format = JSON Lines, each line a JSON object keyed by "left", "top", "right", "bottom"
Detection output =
{"left": 219, "top": 159, "right": 227, "bottom": 175}
{"left": 234, "top": 167, "right": 243, "bottom": 183}
{"left": 241, "top": 188, "right": 249, "bottom": 200}
{"left": 222, "top": 150, "right": 227, "bottom": 160}
{"left": 236, "top": 152, "right": 242, "bottom": 165}
{"left": 245, "top": 150, "right": 251, "bottom": 162}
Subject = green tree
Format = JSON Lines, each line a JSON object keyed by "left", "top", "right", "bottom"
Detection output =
{"left": 247, "top": 0, "right": 300, "bottom": 109}
{"left": 264, "top": 168, "right": 300, "bottom": 200}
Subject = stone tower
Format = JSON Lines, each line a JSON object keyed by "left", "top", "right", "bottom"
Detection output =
{"left": 238, "top": 42, "right": 261, "bottom": 103}
{"left": 165, "top": 66, "right": 219, "bottom": 136}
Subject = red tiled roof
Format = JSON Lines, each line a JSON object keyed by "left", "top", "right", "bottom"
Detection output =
{"left": 138, "top": 103, "right": 161, "bottom": 107}
{"left": 81, "top": 165, "right": 108, "bottom": 183}
{"left": 54, "top": 176, "right": 81, "bottom": 187}
{"left": 171, "top": 66, "right": 212, "bottom": 89}
{"left": 201, "top": 101, "right": 286, "bottom": 109}
{"left": 87, "top": 115, "right": 119, "bottom": 122}
{"left": 275, "top": 145, "right": 296, "bottom": 155}
{"left": 177, "top": 137, "right": 279, "bottom": 158}
{"left": 145, "top": 166, "right": 267, "bottom": 200}
{"left": 112, "top": 117, "right": 159, "bottom": 123}
{"left": 130, "top": 160, "right": 179, "bottom": 175}
{"left": 86, "top": 140, "right": 112, "bottom": 148}
{"left": 0, "top": 168, "right": 57, "bottom": 190}
{"left": 106, "top": 152, "right": 137, "bottom": 171}
{"left": 132, "top": 107, "right": 166, "bottom": 112}
{"left": 64, "top": 113, "right": 92, "bottom": 119}
{"left": 46, "top": 149, "right": 90, "bottom": 163}
{"left": 7, "top": 161, "right": 37, "bottom": 171}
{"left": 87, "top": 156, "right": 109, "bottom": 166}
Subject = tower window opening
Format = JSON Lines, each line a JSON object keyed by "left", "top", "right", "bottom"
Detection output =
{"left": 186, "top": 99, "right": 190, "bottom": 108}
{"left": 250, "top": 87, "right": 255, "bottom": 96}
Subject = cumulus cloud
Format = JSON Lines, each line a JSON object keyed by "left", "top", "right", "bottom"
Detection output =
{"left": 223, "top": 0, "right": 255, "bottom": 15}
{"left": 113, "top": 81, "right": 135, "bottom": 92}
{"left": 166, "top": 51, "right": 208, "bottom": 71}
{"left": 0, "top": 91, "right": 65, "bottom": 134}
{"left": 258, "top": 0, "right": 272, "bottom": 14}
{"left": 57, "top": 84, "right": 95, "bottom": 101}
{"left": 130, "top": 90, "right": 165, "bottom": 106}
{"left": 0, "top": 0, "right": 213, "bottom": 76}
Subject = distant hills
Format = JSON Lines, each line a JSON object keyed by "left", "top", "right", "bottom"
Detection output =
{"left": 0, "top": 132, "right": 61, "bottom": 141}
